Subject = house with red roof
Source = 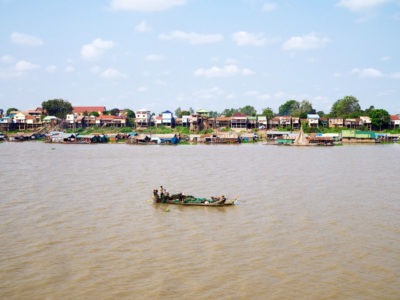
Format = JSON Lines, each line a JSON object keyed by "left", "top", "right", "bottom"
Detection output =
{"left": 390, "top": 115, "right": 400, "bottom": 128}
{"left": 73, "top": 106, "right": 106, "bottom": 116}
{"left": 231, "top": 112, "right": 248, "bottom": 129}
{"left": 96, "top": 115, "right": 126, "bottom": 127}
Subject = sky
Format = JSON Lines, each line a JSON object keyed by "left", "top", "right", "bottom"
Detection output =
{"left": 1, "top": 0, "right": 400, "bottom": 115}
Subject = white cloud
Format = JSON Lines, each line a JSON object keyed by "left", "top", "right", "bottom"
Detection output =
{"left": 110, "top": 0, "right": 186, "bottom": 12}
{"left": 11, "top": 32, "right": 43, "bottom": 46}
{"left": 262, "top": 2, "right": 277, "bottom": 12}
{"left": 100, "top": 68, "right": 126, "bottom": 79}
{"left": 81, "top": 38, "right": 115, "bottom": 61}
{"left": 352, "top": 67, "right": 400, "bottom": 79}
{"left": 242, "top": 68, "right": 255, "bottom": 76}
{"left": 192, "top": 86, "right": 227, "bottom": 100}
{"left": 1, "top": 55, "right": 14, "bottom": 64}
{"left": 194, "top": 64, "right": 254, "bottom": 78}
{"left": 390, "top": 72, "right": 400, "bottom": 79}
{"left": 282, "top": 33, "right": 330, "bottom": 51}
{"left": 46, "top": 65, "right": 57, "bottom": 73}
{"left": 0, "top": 59, "right": 39, "bottom": 78}
{"left": 352, "top": 67, "right": 383, "bottom": 78}
{"left": 137, "top": 86, "right": 148, "bottom": 92}
{"left": 337, "top": 0, "right": 390, "bottom": 12}
{"left": 91, "top": 65, "right": 102, "bottom": 73}
{"left": 65, "top": 66, "right": 75, "bottom": 73}
{"left": 135, "top": 20, "right": 151, "bottom": 33}
{"left": 159, "top": 31, "right": 223, "bottom": 45}
{"left": 380, "top": 56, "right": 391, "bottom": 61}
{"left": 145, "top": 54, "right": 165, "bottom": 61}
{"left": 244, "top": 90, "right": 271, "bottom": 100}
{"left": 155, "top": 79, "right": 167, "bottom": 86}
{"left": 232, "top": 31, "right": 266, "bottom": 47}
{"left": 15, "top": 60, "right": 39, "bottom": 72}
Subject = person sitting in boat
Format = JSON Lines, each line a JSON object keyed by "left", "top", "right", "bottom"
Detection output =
{"left": 211, "top": 196, "right": 219, "bottom": 202}
{"left": 153, "top": 189, "right": 161, "bottom": 203}
{"left": 210, "top": 195, "right": 226, "bottom": 203}
{"left": 159, "top": 186, "right": 166, "bottom": 203}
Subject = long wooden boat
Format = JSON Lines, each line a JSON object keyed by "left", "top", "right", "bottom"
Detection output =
{"left": 152, "top": 189, "right": 236, "bottom": 206}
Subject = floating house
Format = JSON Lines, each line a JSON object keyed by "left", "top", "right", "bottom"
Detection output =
{"left": 341, "top": 130, "right": 376, "bottom": 143}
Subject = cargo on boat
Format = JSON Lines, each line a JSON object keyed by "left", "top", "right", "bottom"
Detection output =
{"left": 152, "top": 188, "right": 236, "bottom": 206}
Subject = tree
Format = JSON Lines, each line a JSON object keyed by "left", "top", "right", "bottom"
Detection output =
{"left": 110, "top": 108, "right": 120, "bottom": 116}
{"left": 279, "top": 100, "right": 299, "bottom": 116}
{"left": 7, "top": 108, "right": 18, "bottom": 115}
{"left": 89, "top": 111, "right": 99, "bottom": 117}
{"left": 298, "top": 100, "right": 316, "bottom": 118}
{"left": 240, "top": 105, "right": 257, "bottom": 116}
{"left": 174, "top": 108, "right": 193, "bottom": 118}
{"left": 368, "top": 108, "right": 390, "bottom": 131}
{"left": 181, "top": 110, "right": 191, "bottom": 116}
{"left": 261, "top": 107, "right": 275, "bottom": 119}
{"left": 330, "top": 96, "right": 361, "bottom": 118}
{"left": 175, "top": 107, "right": 182, "bottom": 117}
{"left": 125, "top": 109, "right": 135, "bottom": 119}
{"left": 363, "top": 105, "right": 375, "bottom": 115}
{"left": 42, "top": 99, "right": 73, "bottom": 119}
{"left": 209, "top": 111, "right": 219, "bottom": 117}
{"left": 222, "top": 108, "right": 239, "bottom": 117}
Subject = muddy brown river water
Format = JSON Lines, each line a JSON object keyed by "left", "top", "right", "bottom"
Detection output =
{"left": 1, "top": 142, "right": 399, "bottom": 299}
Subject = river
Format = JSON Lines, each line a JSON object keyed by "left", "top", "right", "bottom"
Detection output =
{"left": 0, "top": 142, "right": 399, "bottom": 299}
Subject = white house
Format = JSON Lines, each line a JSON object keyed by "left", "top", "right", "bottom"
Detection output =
{"left": 0, "top": 116, "right": 12, "bottom": 124}
{"left": 154, "top": 115, "right": 162, "bottom": 127}
{"left": 257, "top": 116, "right": 267, "bottom": 128}
{"left": 307, "top": 114, "right": 320, "bottom": 128}
{"left": 66, "top": 114, "right": 76, "bottom": 124}
{"left": 161, "top": 110, "right": 174, "bottom": 127}
{"left": 135, "top": 109, "right": 152, "bottom": 127}
{"left": 13, "top": 112, "right": 26, "bottom": 124}
{"left": 390, "top": 115, "right": 400, "bottom": 128}
{"left": 43, "top": 116, "right": 59, "bottom": 124}
{"left": 182, "top": 115, "right": 191, "bottom": 127}
{"left": 359, "top": 116, "right": 372, "bottom": 130}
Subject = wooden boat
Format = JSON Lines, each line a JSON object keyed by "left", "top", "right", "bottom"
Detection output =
{"left": 152, "top": 189, "right": 236, "bottom": 206}
{"left": 291, "top": 126, "right": 317, "bottom": 146}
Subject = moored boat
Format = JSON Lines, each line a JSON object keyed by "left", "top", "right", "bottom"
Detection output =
{"left": 152, "top": 188, "right": 236, "bottom": 206}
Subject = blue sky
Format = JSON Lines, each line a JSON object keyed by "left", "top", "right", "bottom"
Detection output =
{"left": 1, "top": 0, "right": 400, "bottom": 115}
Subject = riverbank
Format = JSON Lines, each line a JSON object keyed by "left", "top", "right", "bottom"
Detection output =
{"left": 1, "top": 126, "right": 400, "bottom": 144}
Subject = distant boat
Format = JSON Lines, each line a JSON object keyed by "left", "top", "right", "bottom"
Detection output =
{"left": 292, "top": 126, "right": 312, "bottom": 146}
{"left": 152, "top": 189, "right": 236, "bottom": 206}
{"left": 293, "top": 127, "right": 336, "bottom": 146}
{"left": 127, "top": 134, "right": 180, "bottom": 145}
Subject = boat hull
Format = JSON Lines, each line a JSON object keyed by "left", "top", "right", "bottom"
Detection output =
{"left": 151, "top": 195, "right": 236, "bottom": 206}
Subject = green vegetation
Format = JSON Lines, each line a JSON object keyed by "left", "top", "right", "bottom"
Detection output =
{"left": 278, "top": 100, "right": 316, "bottom": 117}
{"left": 7, "top": 108, "right": 18, "bottom": 115}
{"left": 42, "top": 99, "right": 73, "bottom": 119}
{"left": 330, "top": 96, "right": 361, "bottom": 118}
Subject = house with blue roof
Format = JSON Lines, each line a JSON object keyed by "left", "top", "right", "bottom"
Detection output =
{"left": 162, "top": 110, "right": 175, "bottom": 127}
{"left": 307, "top": 114, "right": 320, "bottom": 128}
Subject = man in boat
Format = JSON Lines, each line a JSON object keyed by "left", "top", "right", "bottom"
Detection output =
{"left": 211, "top": 195, "right": 226, "bottom": 203}
{"left": 153, "top": 189, "right": 161, "bottom": 203}
{"left": 159, "top": 186, "right": 166, "bottom": 203}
